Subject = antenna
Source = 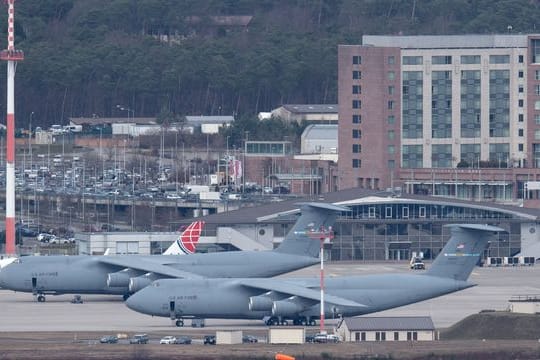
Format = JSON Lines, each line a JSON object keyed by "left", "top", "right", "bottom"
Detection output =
{"left": 1, "top": 0, "right": 24, "bottom": 255}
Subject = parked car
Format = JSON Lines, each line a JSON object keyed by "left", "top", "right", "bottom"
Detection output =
{"left": 175, "top": 336, "right": 192, "bottom": 345}
{"left": 159, "top": 336, "right": 176, "bottom": 344}
{"left": 99, "top": 335, "right": 118, "bottom": 344}
{"left": 129, "top": 334, "right": 149, "bottom": 344}
{"left": 305, "top": 335, "right": 316, "bottom": 343}
{"left": 242, "top": 335, "right": 258, "bottom": 343}
{"left": 203, "top": 335, "right": 216, "bottom": 345}
{"left": 37, "top": 233, "right": 56, "bottom": 243}
{"left": 314, "top": 333, "right": 340, "bottom": 343}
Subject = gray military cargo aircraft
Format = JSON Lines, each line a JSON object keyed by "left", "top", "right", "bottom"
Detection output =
{"left": 0, "top": 203, "right": 348, "bottom": 308}
{"left": 125, "top": 224, "right": 502, "bottom": 327}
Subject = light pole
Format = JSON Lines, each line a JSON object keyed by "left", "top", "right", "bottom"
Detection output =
{"left": 116, "top": 104, "right": 134, "bottom": 121}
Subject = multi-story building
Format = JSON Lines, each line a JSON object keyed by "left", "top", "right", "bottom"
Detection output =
{"left": 338, "top": 35, "right": 540, "bottom": 204}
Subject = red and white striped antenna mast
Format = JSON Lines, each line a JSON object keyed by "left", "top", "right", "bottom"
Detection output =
{"left": 308, "top": 225, "right": 334, "bottom": 334}
{"left": 1, "top": 0, "right": 24, "bottom": 255}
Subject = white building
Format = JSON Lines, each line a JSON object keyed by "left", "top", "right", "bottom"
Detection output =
{"left": 336, "top": 316, "right": 436, "bottom": 342}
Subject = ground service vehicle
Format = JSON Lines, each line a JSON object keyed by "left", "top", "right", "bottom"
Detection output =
{"left": 203, "top": 335, "right": 216, "bottom": 345}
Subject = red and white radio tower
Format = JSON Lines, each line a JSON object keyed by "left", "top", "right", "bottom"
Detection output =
{"left": 1, "top": 0, "right": 24, "bottom": 255}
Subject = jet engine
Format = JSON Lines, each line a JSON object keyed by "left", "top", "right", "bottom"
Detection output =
{"left": 249, "top": 291, "right": 282, "bottom": 312}
{"left": 107, "top": 269, "right": 140, "bottom": 288}
{"left": 271, "top": 298, "right": 308, "bottom": 317}
{"left": 129, "top": 273, "right": 159, "bottom": 293}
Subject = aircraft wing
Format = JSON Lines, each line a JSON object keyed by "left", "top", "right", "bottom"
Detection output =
{"left": 98, "top": 257, "right": 204, "bottom": 279}
{"left": 238, "top": 278, "right": 365, "bottom": 308}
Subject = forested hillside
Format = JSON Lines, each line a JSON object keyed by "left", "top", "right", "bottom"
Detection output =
{"left": 1, "top": 0, "right": 539, "bottom": 132}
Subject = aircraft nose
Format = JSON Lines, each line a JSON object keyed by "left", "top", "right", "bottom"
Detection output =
{"left": 125, "top": 291, "right": 150, "bottom": 315}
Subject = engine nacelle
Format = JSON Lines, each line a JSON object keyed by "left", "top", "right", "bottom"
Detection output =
{"left": 107, "top": 269, "right": 139, "bottom": 288}
{"left": 249, "top": 295, "right": 274, "bottom": 312}
{"left": 272, "top": 299, "right": 307, "bottom": 317}
{"left": 129, "top": 273, "right": 159, "bottom": 293}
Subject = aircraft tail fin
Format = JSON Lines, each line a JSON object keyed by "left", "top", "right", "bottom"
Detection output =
{"left": 163, "top": 220, "right": 205, "bottom": 255}
{"left": 274, "top": 203, "right": 350, "bottom": 258}
{"left": 426, "top": 224, "right": 503, "bottom": 281}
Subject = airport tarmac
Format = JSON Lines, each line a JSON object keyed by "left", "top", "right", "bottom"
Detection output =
{"left": 0, "top": 261, "right": 539, "bottom": 332}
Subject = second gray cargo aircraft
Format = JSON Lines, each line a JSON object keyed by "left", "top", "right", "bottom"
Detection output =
{"left": 0, "top": 203, "right": 349, "bottom": 306}
{"left": 125, "top": 224, "right": 502, "bottom": 327}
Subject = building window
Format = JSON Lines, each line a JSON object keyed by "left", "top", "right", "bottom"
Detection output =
{"left": 536, "top": 100, "right": 540, "bottom": 110}
{"left": 535, "top": 129, "right": 540, "bottom": 140}
{"left": 394, "top": 332, "right": 399, "bottom": 341}
{"left": 388, "top": 145, "right": 395, "bottom": 154}
{"left": 519, "top": 55, "right": 524, "bottom": 63}
{"left": 489, "top": 55, "right": 510, "bottom": 64}
{"left": 353, "top": 70, "right": 361, "bottom": 79}
{"left": 388, "top": 130, "right": 395, "bottom": 140}
{"left": 519, "top": 70, "right": 524, "bottom": 78}
{"left": 519, "top": 114, "right": 524, "bottom": 122}
{"left": 432, "top": 55, "right": 452, "bottom": 64}
{"left": 388, "top": 71, "right": 395, "bottom": 81}
{"left": 407, "top": 332, "right": 418, "bottom": 341}
{"left": 388, "top": 85, "right": 395, "bottom": 95}
{"left": 536, "top": 70, "right": 540, "bottom": 80}
{"left": 388, "top": 100, "right": 395, "bottom": 110}
{"left": 536, "top": 85, "right": 540, "bottom": 95}
{"left": 355, "top": 332, "right": 360, "bottom": 341}
{"left": 353, "top": 85, "right": 361, "bottom": 94}
{"left": 388, "top": 56, "right": 395, "bottom": 65}
{"left": 352, "top": 114, "right": 361, "bottom": 124}
{"left": 419, "top": 207, "right": 426, "bottom": 218}
{"left": 403, "top": 56, "right": 423, "bottom": 65}
{"left": 461, "top": 55, "right": 480, "bottom": 64}
{"left": 353, "top": 129, "right": 361, "bottom": 138}
{"left": 352, "top": 144, "right": 361, "bottom": 153}
{"left": 353, "top": 55, "right": 361, "bottom": 65}
{"left": 352, "top": 159, "right": 361, "bottom": 168}
{"left": 375, "top": 332, "right": 386, "bottom": 341}
{"left": 519, "top": 84, "right": 524, "bottom": 93}
{"left": 361, "top": 332, "right": 366, "bottom": 341}
{"left": 519, "top": 99, "right": 524, "bottom": 107}
{"left": 388, "top": 159, "right": 395, "bottom": 169}
{"left": 519, "top": 128, "right": 524, "bottom": 136}
{"left": 353, "top": 100, "right": 361, "bottom": 109}
{"left": 388, "top": 115, "right": 395, "bottom": 124}
{"left": 519, "top": 143, "right": 524, "bottom": 151}
{"left": 532, "top": 39, "right": 540, "bottom": 63}
{"left": 402, "top": 207, "right": 409, "bottom": 218}
{"left": 535, "top": 114, "right": 540, "bottom": 124}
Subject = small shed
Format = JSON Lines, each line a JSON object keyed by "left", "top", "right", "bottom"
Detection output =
{"left": 509, "top": 295, "right": 540, "bottom": 314}
{"left": 268, "top": 327, "right": 305, "bottom": 344}
{"left": 337, "top": 316, "right": 436, "bottom": 342}
{"left": 216, "top": 330, "right": 242, "bottom": 344}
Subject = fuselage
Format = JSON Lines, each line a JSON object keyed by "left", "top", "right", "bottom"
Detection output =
{"left": 0, "top": 252, "right": 319, "bottom": 295}
{"left": 125, "top": 274, "right": 474, "bottom": 320}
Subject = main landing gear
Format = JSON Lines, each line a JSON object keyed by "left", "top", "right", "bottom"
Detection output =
{"left": 36, "top": 294, "right": 46, "bottom": 302}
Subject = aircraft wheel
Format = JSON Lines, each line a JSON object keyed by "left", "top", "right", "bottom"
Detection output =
{"left": 267, "top": 317, "right": 279, "bottom": 326}
{"left": 292, "top": 319, "right": 300, "bottom": 326}
{"left": 300, "top": 317, "right": 308, "bottom": 326}
{"left": 122, "top": 294, "right": 130, "bottom": 301}
{"left": 309, "top": 318, "right": 316, "bottom": 326}
{"left": 175, "top": 319, "right": 184, "bottom": 327}
{"left": 37, "top": 295, "right": 46, "bottom": 302}
{"left": 280, "top": 319, "right": 288, "bottom": 326}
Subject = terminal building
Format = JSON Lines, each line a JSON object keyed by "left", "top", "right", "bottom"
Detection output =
{"left": 81, "top": 188, "right": 540, "bottom": 261}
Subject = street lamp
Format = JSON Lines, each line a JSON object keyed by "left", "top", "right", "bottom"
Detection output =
{"left": 116, "top": 104, "right": 134, "bottom": 121}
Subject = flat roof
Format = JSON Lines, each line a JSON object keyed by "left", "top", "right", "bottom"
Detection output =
{"left": 281, "top": 104, "right": 338, "bottom": 114}
{"left": 362, "top": 34, "right": 531, "bottom": 49}
{"left": 341, "top": 316, "right": 435, "bottom": 331}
